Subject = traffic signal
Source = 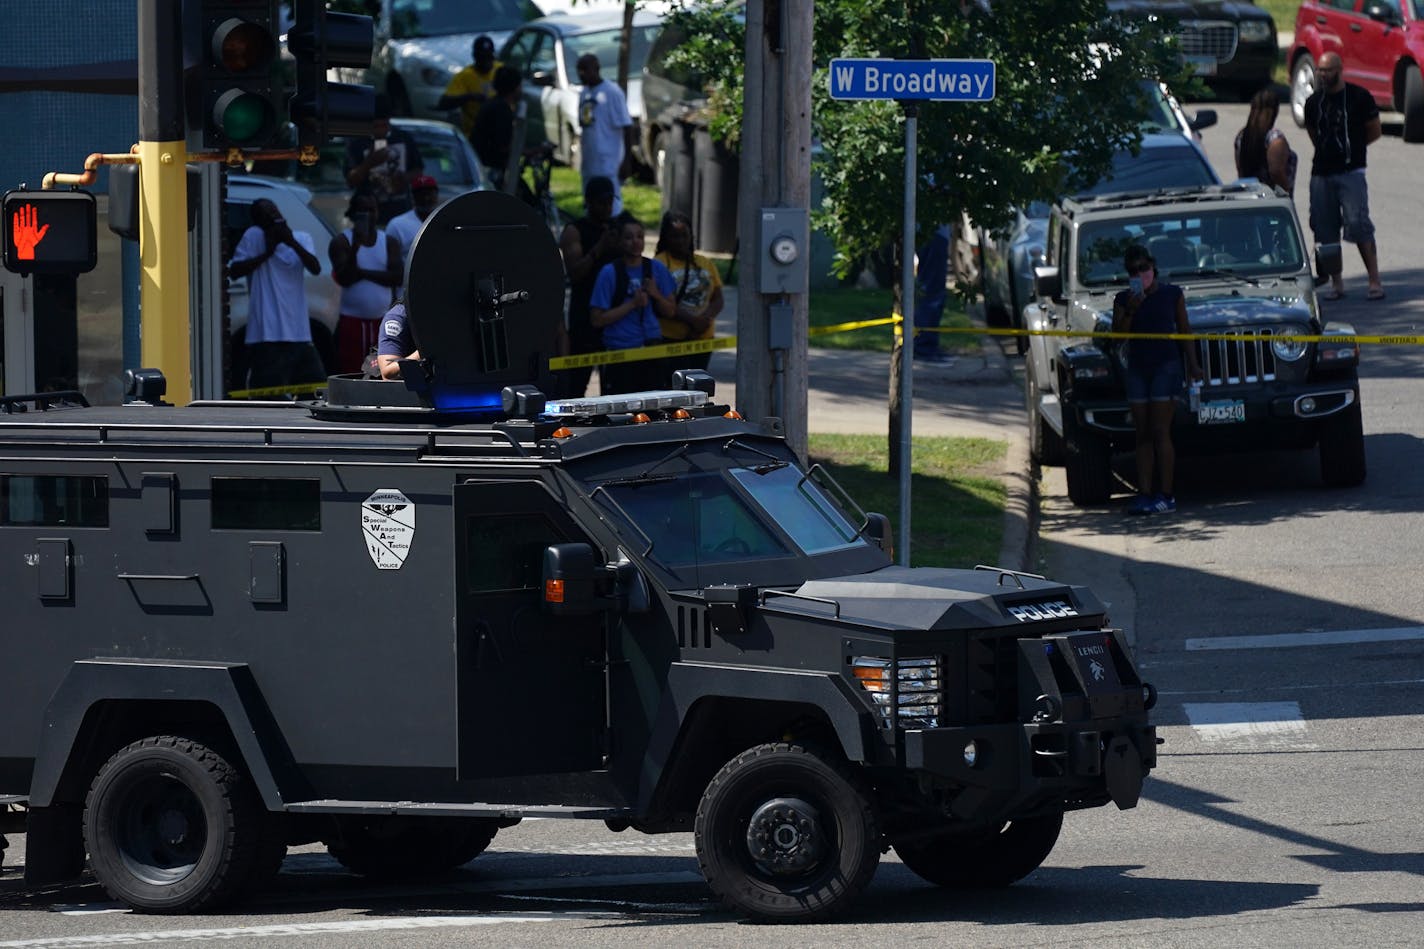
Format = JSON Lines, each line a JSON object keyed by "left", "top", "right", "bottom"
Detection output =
{"left": 193, "top": 1, "right": 284, "bottom": 150}
{"left": 287, "top": 0, "right": 376, "bottom": 149}
{"left": 3, "top": 189, "right": 98, "bottom": 276}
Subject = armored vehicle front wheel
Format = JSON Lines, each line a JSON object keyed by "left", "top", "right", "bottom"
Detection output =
{"left": 1319, "top": 400, "right": 1366, "bottom": 488}
{"left": 325, "top": 816, "right": 499, "bottom": 878}
{"left": 694, "top": 742, "right": 879, "bottom": 922}
{"left": 893, "top": 812, "right": 1063, "bottom": 888}
{"left": 83, "top": 736, "right": 276, "bottom": 913}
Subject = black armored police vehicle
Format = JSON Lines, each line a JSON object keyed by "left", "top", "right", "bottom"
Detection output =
{"left": 0, "top": 191, "right": 1158, "bottom": 922}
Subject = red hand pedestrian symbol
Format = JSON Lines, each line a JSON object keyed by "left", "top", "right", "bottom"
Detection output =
{"left": 12, "top": 203, "right": 49, "bottom": 260}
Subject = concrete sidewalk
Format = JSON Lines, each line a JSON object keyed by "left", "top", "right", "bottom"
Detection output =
{"left": 705, "top": 287, "right": 1033, "bottom": 571}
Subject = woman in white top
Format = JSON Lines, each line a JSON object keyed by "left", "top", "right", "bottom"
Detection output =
{"left": 330, "top": 190, "right": 403, "bottom": 374}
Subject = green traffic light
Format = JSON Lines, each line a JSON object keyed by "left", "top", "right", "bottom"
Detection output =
{"left": 213, "top": 89, "right": 275, "bottom": 145}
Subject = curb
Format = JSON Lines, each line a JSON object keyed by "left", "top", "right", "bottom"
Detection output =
{"left": 996, "top": 430, "right": 1035, "bottom": 574}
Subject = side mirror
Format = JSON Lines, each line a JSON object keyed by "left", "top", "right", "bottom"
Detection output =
{"left": 1190, "top": 109, "right": 1217, "bottom": 133}
{"left": 863, "top": 512, "right": 893, "bottom": 557}
{"left": 1315, "top": 243, "right": 1343, "bottom": 281}
{"left": 542, "top": 543, "right": 608, "bottom": 615}
{"left": 530, "top": 70, "right": 557, "bottom": 88}
{"left": 1033, "top": 265, "right": 1063, "bottom": 304}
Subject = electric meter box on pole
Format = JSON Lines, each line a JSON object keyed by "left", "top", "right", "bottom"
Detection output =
{"left": 2, "top": 189, "right": 98, "bottom": 275}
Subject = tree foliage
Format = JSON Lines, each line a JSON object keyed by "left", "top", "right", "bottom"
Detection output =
{"left": 663, "top": 0, "right": 1190, "bottom": 276}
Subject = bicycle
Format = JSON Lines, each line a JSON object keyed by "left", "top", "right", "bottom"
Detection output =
{"left": 515, "top": 142, "right": 567, "bottom": 239}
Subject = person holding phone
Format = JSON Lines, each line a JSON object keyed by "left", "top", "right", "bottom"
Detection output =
{"left": 330, "top": 190, "right": 404, "bottom": 374}
{"left": 344, "top": 94, "right": 424, "bottom": 225}
{"left": 1112, "top": 245, "right": 1202, "bottom": 515}
{"left": 589, "top": 217, "right": 677, "bottom": 395}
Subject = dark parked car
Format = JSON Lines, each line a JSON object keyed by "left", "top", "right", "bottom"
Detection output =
{"left": 1290, "top": 0, "right": 1424, "bottom": 143}
{"left": 980, "top": 83, "right": 1220, "bottom": 348}
{"left": 1107, "top": 0, "right": 1278, "bottom": 99}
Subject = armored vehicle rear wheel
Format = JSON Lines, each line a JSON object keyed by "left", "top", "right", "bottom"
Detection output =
{"left": 83, "top": 736, "right": 272, "bottom": 913}
{"left": 1063, "top": 413, "right": 1113, "bottom": 505}
{"left": 893, "top": 812, "right": 1063, "bottom": 888}
{"left": 694, "top": 742, "right": 879, "bottom": 922}
{"left": 1318, "top": 400, "right": 1366, "bottom": 488}
{"left": 1026, "top": 369, "right": 1065, "bottom": 467}
{"left": 325, "top": 817, "right": 499, "bottom": 878}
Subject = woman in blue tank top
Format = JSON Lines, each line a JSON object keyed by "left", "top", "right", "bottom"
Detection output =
{"left": 1111, "top": 245, "right": 1203, "bottom": 515}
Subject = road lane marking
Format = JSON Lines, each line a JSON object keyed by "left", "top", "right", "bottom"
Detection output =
{"left": 0, "top": 915, "right": 576, "bottom": 948}
{"left": 1183, "top": 701, "right": 1317, "bottom": 751}
{"left": 1185, "top": 626, "right": 1424, "bottom": 651}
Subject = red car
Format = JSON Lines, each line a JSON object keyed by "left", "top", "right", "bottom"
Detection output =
{"left": 1290, "top": 0, "right": 1424, "bottom": 143}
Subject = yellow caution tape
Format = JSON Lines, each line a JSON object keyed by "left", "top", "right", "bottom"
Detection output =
{"left": 548, "top": 335, "right": 736, "bottom": 371}
{"left": 226, "top": 381, "right": 327, "bottom": 399}
{"left": 809, "top": 315, "right": 901, "bottom": 336}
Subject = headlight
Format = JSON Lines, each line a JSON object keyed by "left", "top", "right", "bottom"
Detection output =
{"left": 1238, "top": 21, "right": 1274, "bottom": 43}
{"left": 420, "top": 66, "right": 451, "bottom": 87}
{"left": 1271, "top": 327, "right": 1308, "bottom": 362}
{"left": 851, "top": 656, "right": 942, "bottom": 729}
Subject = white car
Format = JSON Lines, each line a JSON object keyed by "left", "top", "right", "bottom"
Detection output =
{"left": 363, "top": 0, "right": 546, "bottom": 118}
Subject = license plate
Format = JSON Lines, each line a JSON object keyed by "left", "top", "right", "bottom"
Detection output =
{"left": 1198, "top": 399, "right": 1246, "bottom": 424}
{"left": 1186, "top": 55, "right": 1217, "bottom": 76}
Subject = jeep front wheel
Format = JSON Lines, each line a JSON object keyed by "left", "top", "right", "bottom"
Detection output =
{"left": 893, "top": 812, "right": 1063, "bottom": 888}
{"left": 1064, "top": 412, "right": 1114, "bottom": 505}
{"left": 1319, "top": 400, "right": 1366, "bottom": 487}
{"left": 1026, "top": 368, "right": 1065, "bottom": 467}
{"left": 84, "top": 736, "right": 273, "bottom": 913}
{"left": 694, "top": 742, "right": 880, "bottom": 922}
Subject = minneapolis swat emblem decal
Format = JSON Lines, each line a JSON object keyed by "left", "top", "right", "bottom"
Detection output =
{"left": 362, "top": 489, "right": 415, "bottom": 569}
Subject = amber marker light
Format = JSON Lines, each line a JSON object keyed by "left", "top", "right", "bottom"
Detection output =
{"left": 544, "top": 579, "right": 565, "bottom": 603}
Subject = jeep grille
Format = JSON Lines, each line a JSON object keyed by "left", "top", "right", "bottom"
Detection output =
{"left": 1178, "top": 21, "right": 1238, "bottom": 64}
{"left": 1197, "top": 329, "right": 1277, "bottom": 386}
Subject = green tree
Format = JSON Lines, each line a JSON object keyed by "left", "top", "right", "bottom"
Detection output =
{"left": 664, "top": 0, "right": 1188, "bottom": 276}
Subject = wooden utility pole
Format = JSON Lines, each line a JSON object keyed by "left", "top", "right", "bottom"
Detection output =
{"left": 735, "top": 0, "right": 813, "bottom": 463}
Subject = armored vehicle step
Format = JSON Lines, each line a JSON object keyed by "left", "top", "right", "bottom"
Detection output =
{"left": 284, "top": 800, "right": 632, "bottom": 820}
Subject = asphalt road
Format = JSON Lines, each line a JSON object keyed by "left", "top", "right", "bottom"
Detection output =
{"left": 1031, "top": 98, "right": 1424, "bottom": 946}
{"left": 4, "top": 101, "right": 1423, "bottom": 949}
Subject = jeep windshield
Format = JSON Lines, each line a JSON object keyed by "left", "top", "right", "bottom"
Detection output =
{"left": 1078, "top": 205, "right": 1305, "bottom": 287}
{"left": 597, "top": 463, "right": 870, "bottom": 571}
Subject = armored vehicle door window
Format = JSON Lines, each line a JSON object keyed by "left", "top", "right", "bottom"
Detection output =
{"left": 1, "top": 474, "right": 108, "bottom": 527}
{"left": 210, "top": 477, "right": 320, "bottom": 531}
{"left": 728, "top": 465, "right": 865, "bottom": 555}
{"left": 602, "top": 471, "right": 790, "bottom": 567}
{"left": 464, "top": 513, "right": 568, "bottom": 592}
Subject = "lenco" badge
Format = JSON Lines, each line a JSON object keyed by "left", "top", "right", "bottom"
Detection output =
{"left": 1007, "top": 600, "right": 1078, "bottom": 622}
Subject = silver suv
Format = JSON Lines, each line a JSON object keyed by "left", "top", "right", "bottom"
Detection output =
{"left": 1023, "top": 183, "right": 1364, "bottom": 505}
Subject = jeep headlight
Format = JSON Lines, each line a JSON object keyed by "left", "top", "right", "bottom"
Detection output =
{"left": 1271, "top": 327, "right": 1308, "bottom": 362}
{"left": 852, "top": 656, "right": 942, "bottom": 729}
{"left": 1238, "top": 21, "right": 1274, "bottom": 43}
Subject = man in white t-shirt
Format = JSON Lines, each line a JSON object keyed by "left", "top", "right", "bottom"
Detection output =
{"left": 575, "top": 54, "right": 634, "bottom": 215}
{"left": 228, "top": 199, "right": 326, "bottom": 392}
{"left": 385, "top": 174, "right": 442, "bottom": 266}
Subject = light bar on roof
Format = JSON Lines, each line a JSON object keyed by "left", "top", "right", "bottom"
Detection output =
{"left": 544, "top": 389, "right": 709, "bottom": 417}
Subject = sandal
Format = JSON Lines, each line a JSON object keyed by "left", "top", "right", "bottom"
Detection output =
{"left": 1367, "top": 287, "right": 1386, "bottom": 300}
{"left": 1322, "top": 287, "right": 1345, "bottom": 301}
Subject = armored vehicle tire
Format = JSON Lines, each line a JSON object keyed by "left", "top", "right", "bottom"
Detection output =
{"left": 1063, "top": 413, "right": 1114, "bottom": 506}
{"left": 1026, "top": 369, "right": 1065, "bottom": 467}
{"left": 83, "top": 736, "right": 274, "bottom": 913}
{"left": 1403, "top": 65, "right": 1424, "bottom": 145}
{"left": 325, "top": 817, "right": 499, "bottom": 878}
{"left": 893, "top": 812, "right": 1064, "bottom": 888}
{"left": 694, "top": 742, "right": 880, "bottom": 922}
{"left": 1318, "top": 401, "right": 1367, "bottom": 488}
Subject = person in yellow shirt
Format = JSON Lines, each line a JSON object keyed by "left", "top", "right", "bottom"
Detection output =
{"left": 438, "top": 35, "right": 500, "bottom": 141}
{"left": 653, "top": 211, "right": 724, "bottom": 372}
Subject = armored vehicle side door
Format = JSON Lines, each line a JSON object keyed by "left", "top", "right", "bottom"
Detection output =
{"left": 453, "top": 478, "right": 606, "bottom": 778}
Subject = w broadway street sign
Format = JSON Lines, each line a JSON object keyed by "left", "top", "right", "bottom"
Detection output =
{"left": 828, "top": 58, "right": 995, "bottom": 101}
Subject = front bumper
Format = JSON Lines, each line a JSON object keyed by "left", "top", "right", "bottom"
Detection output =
{"left": 1074, "top": 385, "right": 1358, "bottom": 450}
{"left": 903, "top": 718, "right": 1157, "bottom": 818}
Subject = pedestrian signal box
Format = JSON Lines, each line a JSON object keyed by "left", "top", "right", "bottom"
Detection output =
{"left": 2, "top": 189, "right": 98, "bottom": 276}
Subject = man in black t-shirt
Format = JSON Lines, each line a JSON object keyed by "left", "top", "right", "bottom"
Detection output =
{"left": 472, "top": 66, "right": 523, "bottom": 191}
{"left": 1304, "top": 52, "right": 1384, "bottom": 300}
